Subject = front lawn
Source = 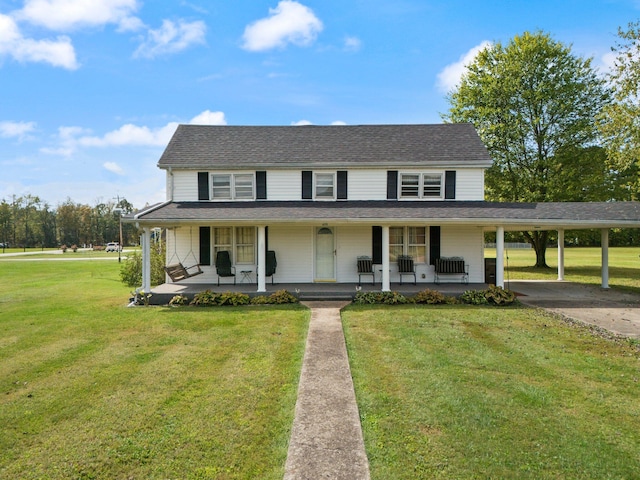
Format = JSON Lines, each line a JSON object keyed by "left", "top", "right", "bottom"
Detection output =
{"left": 343, "top": 305, "right": 640, "bottom": 479}
{"left": 0, "top": 260, "right": 309, "bottom": 479}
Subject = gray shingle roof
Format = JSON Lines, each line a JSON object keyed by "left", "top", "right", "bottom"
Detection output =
{"left": 131, "top": 200, "right": 640, "bottom": 230}
{"left": 158, "top": 124, "right": 493, "bottom": 169}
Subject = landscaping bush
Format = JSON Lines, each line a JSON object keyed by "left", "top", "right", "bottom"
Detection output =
{"left": 461, "top": 289, "right": 489, "bottom": 305}
{"left": 413, "top": 288, "right": 446, "bottom": 304}
{"left": 190, "top": 289, "right": 217, "bottom": 306}
{"left": 266, "top": 289, "right": 299, "bottom": 304}
{"left": 119, "top": 242, "right": 166, "bottom": 287}
{"left": 461, "top": 286, "right": 517, "bottom": 306}
{"left": 353, "top": 291, "right": 410, "bottom": 305}
{"left": 169, "top": 294, "right": 189, "bottom": 306}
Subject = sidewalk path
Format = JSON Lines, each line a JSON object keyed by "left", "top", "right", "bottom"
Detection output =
{"left": 284, "top": 301, "right": 370, "bottom": 480}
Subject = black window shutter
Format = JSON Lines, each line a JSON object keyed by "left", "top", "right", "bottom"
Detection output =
{"left": 256, "top": 171, "right": 267, "bottom": 200}
{"left": 387, "top": 171, "right": 398, "bottom": 199}
{"left": 199, "top": 226, "right": 211, "bottom": 265}
{"left": 302, "top": 171, "right": 313, "bottom": 199}
{"left": 197, "top": 172, "right": 209, "bottom": 201}
{"left": 445, "top": 171, "right": 456, "bottom": 199}
{"left": 372, "top": 226, "right": 383, "bottom": 264}
{"left": 429, "top": 226, "right": 441, "bottom": 265}
{"left": 337, "top": 171, "right": 348, "bottom": 200}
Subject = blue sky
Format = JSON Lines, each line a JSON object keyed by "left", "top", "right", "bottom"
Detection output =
{"left": 1, "top": 0, "right": 638, "bottom": 209}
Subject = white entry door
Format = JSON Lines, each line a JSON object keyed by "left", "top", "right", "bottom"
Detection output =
{"left": 315, "top": 227, "right": 335, "bottom": 281}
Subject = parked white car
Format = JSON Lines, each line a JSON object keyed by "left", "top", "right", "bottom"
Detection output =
{"left": 105, "top": 242, "right": 121, "bottom": 252}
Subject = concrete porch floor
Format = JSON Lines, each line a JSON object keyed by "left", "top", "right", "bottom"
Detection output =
{"left": 148, "top": 281, "right": 484, "bottom": 304}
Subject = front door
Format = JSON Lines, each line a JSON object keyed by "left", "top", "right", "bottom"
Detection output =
{"left": 315, "top": 227, "right": 335, "bottom": 281}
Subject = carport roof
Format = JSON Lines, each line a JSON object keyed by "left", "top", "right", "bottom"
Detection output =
{"left": 129, "top": 200, "right": 640, "bottom": 231}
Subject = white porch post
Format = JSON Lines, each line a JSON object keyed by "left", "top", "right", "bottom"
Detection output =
{"left": 557, "top": 229, "right": 565, "bottom": 281}
{"left": 382, "top": 226, "right": 390, "bottom": 292}
{"left": 141, "top": 227, "right": 151, "bottom": 292}
{"left": 496, "top": 226, "right": 505, "bottom": 288}
{"left": 601, "top": 228, "right": 609, "bottom": 289}
{"left": 257, "top": 226, "right": 266, "bottom": 293}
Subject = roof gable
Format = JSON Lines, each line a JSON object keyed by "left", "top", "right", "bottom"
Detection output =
{"left": 158, "top": 124, "right": 493, "bottom": 169}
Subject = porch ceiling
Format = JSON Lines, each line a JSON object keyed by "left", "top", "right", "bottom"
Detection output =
{"left": 127, "top": 200, "right": 640, "bottom": 231}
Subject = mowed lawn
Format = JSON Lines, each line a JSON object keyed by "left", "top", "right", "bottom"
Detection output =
{"left": 0, "top": 259, "right": 309, "bottom": 479}
{"left": 344, "top": 305, "right": 640, "bottom": 479}
{"left": 489, "top": 246, "right": 640, "bottom": 292}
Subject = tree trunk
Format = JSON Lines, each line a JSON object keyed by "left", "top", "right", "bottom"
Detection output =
{"left": 524, "top": 230, "right": 550, "bottom": 268}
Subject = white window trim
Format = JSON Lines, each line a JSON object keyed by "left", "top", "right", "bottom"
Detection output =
{"left": 313, "top": 172, "right": 336, "bottom": 201}
{"left": 212, "top": 226, "right": 256, "bottom": 265}
{"left": 389, "top": 226, "right": 428, "bottom": 264}
{"left": 210, "top": 173, "right": 255, "bottom": 201}
{"left": 399, "top": 172, "right": 444, "bottom": 200}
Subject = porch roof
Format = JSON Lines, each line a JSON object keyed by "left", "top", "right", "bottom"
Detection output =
{"left": 129, "top": 200, "right": 640, "bottom": 231}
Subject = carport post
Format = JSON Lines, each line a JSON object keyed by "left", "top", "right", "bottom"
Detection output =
{"left": 382, "top": 226, "right": 390, "bottom": 292}
{"left": 601, "top": 228, "right": 609, "bottom": 289}
{"left": 496, "top": 226, "right": 504, "bottom": 288}
{"left": 557, "top": 229, "right": 565, "bottom": 281}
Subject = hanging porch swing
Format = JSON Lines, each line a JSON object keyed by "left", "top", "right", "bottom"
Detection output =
{"left": 163, "top": 227, "right": 203, "bottom": 282}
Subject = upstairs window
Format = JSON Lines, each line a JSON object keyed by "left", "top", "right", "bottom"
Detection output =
{"left": 211, "top": 174, "right": 255, "bottom": 200}
{"left": 400, "top": 173, "right": 443, "bottom": 199}
{"left": 314, "top": 173, "right": 335, "bottom": 200}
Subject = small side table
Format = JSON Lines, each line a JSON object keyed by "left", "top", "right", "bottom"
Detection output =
{"left": 240, "top": 270, "right": 253, "bottom": 284}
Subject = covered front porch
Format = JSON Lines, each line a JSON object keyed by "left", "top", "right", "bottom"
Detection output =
{"left": 148, "top": 280, "right": 487, "bottom": 305}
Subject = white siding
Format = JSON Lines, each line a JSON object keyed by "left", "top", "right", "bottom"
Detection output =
{"left": 440, "top": 226, "right": 485, "bottom": 283}
{"left": 347, "top": 170, "right": 387, "bottom": 200}
{"left": 266, "top": 171, "right": 301, "bottom": 200}
{"left": 172, "top": 170, "right": 199, "bottom": 201}
{"left": 336, "top": 226, "right": 373, "bottom": 282}
{"left": 268, "top": 226, "right": 314, "bottom": 282}
{"left": 455, "top": 169, "right": 485, "bottom": 201}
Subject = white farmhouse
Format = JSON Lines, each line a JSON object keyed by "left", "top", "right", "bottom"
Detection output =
{"left": 129, "top": 124, "right": 640, "bottom": 295}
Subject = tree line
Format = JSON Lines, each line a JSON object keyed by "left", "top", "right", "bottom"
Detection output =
{"left": 0, "top": 195, "right": 140, "bottom": 250}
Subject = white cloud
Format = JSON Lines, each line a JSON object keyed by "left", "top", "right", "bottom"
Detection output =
{"left": 0, "top": 14, "right": 78, "bottom": 69}
{"left": 133, "top": 19, "right": 206, "bottom": 58}
{"left": 291, "top": 119, "right": 313, "bottom": 126}
{"left": 436, "top": 41, "right": 492, "bottom": 93}
{"left": 0, "top": 120, "right": 37, "bottom": 139}
{"left": 103, "top": 161, "right": 124, "bottom": 175}
{"left": 78, "top": 122, "right": 179, "bottom": 147}
{"left": 16, "top": 0, "right": 140, "bottom": 31}
{"left": 330, "top": 121, "right": 347, "bottom": 126}
{"left": 343, "top": 36, "right": 361, "bottom": 52}
{"left": 242, "top": 0, "right": 323, "bottom": 52}
{"left": 189, "top": 110, "right": 227, "bottom": 125}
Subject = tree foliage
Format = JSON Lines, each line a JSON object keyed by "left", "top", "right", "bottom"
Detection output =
{"left": 599, "top": 21, "right": 640, "bottom": 196}
{"left": 444, "top": 31, "right": 611, "bottom": 267}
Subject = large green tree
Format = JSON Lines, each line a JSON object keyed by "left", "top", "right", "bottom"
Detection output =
{"left": 444, "top": 31, "right": 610, "bottom": 267}
{"left": 600, "top": 20, "right": 640, "bottom": 196}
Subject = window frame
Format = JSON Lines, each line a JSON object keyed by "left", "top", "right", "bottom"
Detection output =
{"left": 210, "top": 173, "right": 255, "bottom": 201}
{"left": 389, "top": 226, "right": 427, "bottom": 264}
{"left": 314, "top": 172, "right": 336, "bottom": 200}
{"left": 212, "top": 226, "right": 256, "bottom": 265}
{"left": 399, "top": 172, "right": 444, "bottom": 200}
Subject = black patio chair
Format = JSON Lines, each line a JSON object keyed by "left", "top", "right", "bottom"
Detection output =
{"left": 397, "top": 255, "right": 416, "bottom": 285}
{"left": 265, "top": 250, "right": 277, "bottom": 284}
{"left": 215, "top": 250, "right": 236, "bottom": 285}
{"left": 357, "top": 256, "right": 375, "bottom": 285}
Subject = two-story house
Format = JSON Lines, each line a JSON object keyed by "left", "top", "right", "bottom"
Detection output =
{"left": 129, "top": 123, "right": 640, "bottom": 294}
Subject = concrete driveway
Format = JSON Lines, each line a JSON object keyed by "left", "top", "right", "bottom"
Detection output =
{"left": 509, "top": 280, "right": 640, "bottom": 339}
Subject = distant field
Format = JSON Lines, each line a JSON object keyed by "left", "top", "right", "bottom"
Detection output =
{"left": 485, "top": 246, "right": 640, "bottom": 292}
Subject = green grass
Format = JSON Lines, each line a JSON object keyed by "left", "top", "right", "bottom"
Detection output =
{"left": 488, "top": 246, "right": 640, "bottom": 292}
{"left": 343, "top": 305, "right": 640, "bottom": 479}
{"left": 0, "top": 260, "right": 309, "bottom": 479}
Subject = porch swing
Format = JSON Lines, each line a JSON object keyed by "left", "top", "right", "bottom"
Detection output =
{"left": 163, "top": 227, "right": 203, "bottom": 282}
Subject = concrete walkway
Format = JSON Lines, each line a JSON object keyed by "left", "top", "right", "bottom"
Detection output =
{"left": 284, "top": 301, "right": 370, "bottom": 480}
